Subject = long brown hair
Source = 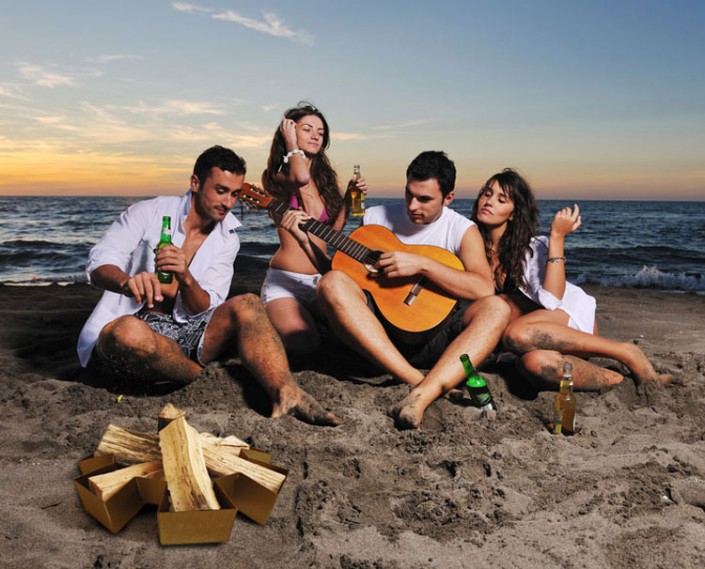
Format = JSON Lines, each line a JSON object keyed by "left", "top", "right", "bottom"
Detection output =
{"left": 262, "top": 102, "right": 342, "bottom": 223}
{"left": 471, "top": 168, "right": 539, "bottom": 291}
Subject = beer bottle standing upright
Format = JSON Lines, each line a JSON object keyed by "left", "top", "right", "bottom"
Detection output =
{"left": 552, "top": 362, "right": 576, "bottom": 435}
{"left": 460, "top": 353, "right": 496, "bottom": 411}
{"left": 156, "top": 215, "right": 173, "bottom": 284}
{"left": 350, "top": 164, "right": 365, "bottom": 217}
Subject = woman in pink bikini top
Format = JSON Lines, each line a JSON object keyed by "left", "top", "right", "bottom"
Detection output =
{"left": 260, "top": 102, "right": 366, "bottom": 360}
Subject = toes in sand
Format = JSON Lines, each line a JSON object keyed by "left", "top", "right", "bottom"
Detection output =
{"left": 273, "top": 387, "right": 340, "bottom": 427}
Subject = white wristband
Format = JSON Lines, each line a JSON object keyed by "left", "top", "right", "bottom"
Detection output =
{"left": 283, "top": 149, "right": 306, "bottom": 164}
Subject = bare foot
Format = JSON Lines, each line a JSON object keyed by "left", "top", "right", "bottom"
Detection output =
{"left": 388, "top": 392, "right": 425, "bottom": 430}
{"left": 623, "top": 344, "right": 674, "bottom": 386}
{"left": 272, "top": 387, "right": 340, "bottom": 427}
{"left": 445, "top": 388, "right": 465, "bottom": 403}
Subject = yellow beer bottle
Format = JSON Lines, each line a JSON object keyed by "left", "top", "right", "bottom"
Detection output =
{"left": 552, "top": 362, "right": 576, "bottom": 435}
{"left": 350, "top": 164, "right": 365, "bottom": 217}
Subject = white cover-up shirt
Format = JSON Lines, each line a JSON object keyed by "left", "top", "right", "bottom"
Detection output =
{"left": 520, "top": 236, "right": 596, "bottom": 333}
{"left": 363, "top": 203, "right": 474, "bottom": 255}
{"left": 77, "top": 191, "right": 241, "bottom": 366}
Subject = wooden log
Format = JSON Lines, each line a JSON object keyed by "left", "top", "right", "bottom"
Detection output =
{"left": 88, "top": 461, "right": 164, "bottom": 501}
{"left": 96, "top": 424, "right": 283, "bottom": 493}
{"left": 95, "top": 425, "right": 161, "bottom": 463}
{"left": 201, "top": 445, "right": 285, "bottom": 493}
{"left": 158, "top": 403, "right": 186, "bottom": 431}
{"left": 159, "top": 416, "right": 220, "bottom": 511}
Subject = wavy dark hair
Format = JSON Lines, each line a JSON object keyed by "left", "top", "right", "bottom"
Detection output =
{"left": 262, "top": 102, "right": 342, "bottom": 223}
{"left": 471, "top": 168, "right": 539, "bottom": 291}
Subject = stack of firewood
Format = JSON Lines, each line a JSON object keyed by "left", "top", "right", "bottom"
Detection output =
{"left": 87, "top": 404, "right": 286, "bottom": 512}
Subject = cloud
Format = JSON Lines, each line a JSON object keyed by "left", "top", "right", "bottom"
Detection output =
{"left": 87, "top": 54, "right": 144, "bottom": 64}
{"left": 173, "top": 2, "right": 314, "bottom": 45}
{"left": 372, "top": 119, "right": 434, "bottom": 131}
{"left": 334, "top": 132, "right": 375, "bottom": 142}
{"left": 0, "top": 84, "right": 28, "bottom": 100}
{"left": 17, "top": 63, "right": 75, "bottom": 88}
{"left": 124, "top": 99, "right": 228, "bottom": 116}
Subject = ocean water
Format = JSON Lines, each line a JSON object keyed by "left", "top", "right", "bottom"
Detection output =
{"left": 1, "top": 196, "right": 704, "bottom": 292}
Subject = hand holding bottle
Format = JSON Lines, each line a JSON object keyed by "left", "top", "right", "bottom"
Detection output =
{"left": 348, "top": 164, "right": 367, "bottom": 217}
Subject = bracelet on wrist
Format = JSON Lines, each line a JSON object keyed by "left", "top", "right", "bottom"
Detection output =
{"left": 283, "top": 149, "right": 306, "bottom": 164}
{"left": 547, "top": 256, "right": 566, "bottom": 263}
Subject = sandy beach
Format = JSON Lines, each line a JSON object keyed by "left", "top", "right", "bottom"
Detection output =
{"left": 1, "top": 278, "right": 704, "bottom": 568}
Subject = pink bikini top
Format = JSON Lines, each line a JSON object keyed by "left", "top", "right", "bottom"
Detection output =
{"left": 289, "top": 192, "right": 331, "bottom": 224}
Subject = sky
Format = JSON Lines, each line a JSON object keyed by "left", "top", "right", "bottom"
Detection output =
{"left": 0, "top": 0, "right": 703, "bottom": 200}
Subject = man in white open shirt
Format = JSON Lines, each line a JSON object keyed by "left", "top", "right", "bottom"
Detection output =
{"left": 77, "top": 146, "right": 338, "bottom": 426}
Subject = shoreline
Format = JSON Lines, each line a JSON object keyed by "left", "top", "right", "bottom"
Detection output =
{"left": 1, "top": 282, "right": 704, "bottom": 567}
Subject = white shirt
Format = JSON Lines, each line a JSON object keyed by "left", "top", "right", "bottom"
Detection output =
{"left": 520, "top": 236, "right": 596, "bottom": 333}
{"left": 77, "top": 191, "right": 241, "bottom": 366}
{"left": 363, "top": 203, "right": 474, "bottom": 255}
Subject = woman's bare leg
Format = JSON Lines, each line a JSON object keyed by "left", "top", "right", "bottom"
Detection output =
{"left": 503, "top": 309, "right": 672, "bottom": 386}
{"left": 517, "top": 350, "right": 623, "bottom": 390}
{"left": 264, "top": 297, "right": 321, "bottom": 359}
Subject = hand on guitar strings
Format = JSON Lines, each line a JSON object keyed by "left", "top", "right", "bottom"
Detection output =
{"left": 280, "top": 209, "right": 312, "bottom": 246}
{"left": 374, "top": 251, "right": 426, "bottom": 278}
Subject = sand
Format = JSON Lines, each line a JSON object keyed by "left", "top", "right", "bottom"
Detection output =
{"left": 1, "top": 279, "right": 705, "bottom": 569}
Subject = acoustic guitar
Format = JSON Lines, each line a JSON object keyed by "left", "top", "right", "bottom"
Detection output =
{"left": 240, "top": 183, "right": 465, "bottom": 340}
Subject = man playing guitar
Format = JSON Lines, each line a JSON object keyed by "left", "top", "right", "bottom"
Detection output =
{"left": 316, "top": 151, "right": 510, "bottom": 429}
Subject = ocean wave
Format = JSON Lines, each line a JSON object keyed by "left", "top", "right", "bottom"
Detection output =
{"left": 574, "top": 266, "right": 704, "bottom": 291}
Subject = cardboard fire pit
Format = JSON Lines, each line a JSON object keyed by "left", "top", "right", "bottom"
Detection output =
{"left": 73, "top": 407, "right": 288, "bottom": 545}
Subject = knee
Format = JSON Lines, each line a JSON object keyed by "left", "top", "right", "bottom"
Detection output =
{"left": 502, "top": 321, "right": 533, "bottom": 354}
{"left": 99, "top": 316, "right": 156, "bottom": 357}
{"left": 221, "top": 293, "right": 266, "bottom": 325}
{"left": 467, "top": 295, "right": 511, "bottom": 327}
{"left": 316, "top": 270, "right": 352, "bottom": 304}
{"left": 519, "top": 350, "right": 562, "bottom": 378}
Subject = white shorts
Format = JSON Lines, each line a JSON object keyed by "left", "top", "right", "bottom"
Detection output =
{"left": 261, "top": 268, "right": 321, "bottom": 305}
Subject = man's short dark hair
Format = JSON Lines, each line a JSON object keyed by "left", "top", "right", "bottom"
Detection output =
{"left": 406, "top": 151, "right": 456, "bottom": 197}
{"left": 193, "top": 146, "right": 246, "bottom": 187}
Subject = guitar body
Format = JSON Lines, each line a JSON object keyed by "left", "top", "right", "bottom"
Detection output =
{"left": 331, "top": 225, "right": 464, "bottom": 340}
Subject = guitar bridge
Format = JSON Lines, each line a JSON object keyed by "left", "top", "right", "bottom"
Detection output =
{"left": 404, "top": 279, "right": 425, "bottom": 306}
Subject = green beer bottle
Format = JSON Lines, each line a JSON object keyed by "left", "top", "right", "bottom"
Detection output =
{"left": 460, "top": 353, "right": 496, "bottom": 411}
{"left": 156, "top": 215, "right": 173, "bottom": 284}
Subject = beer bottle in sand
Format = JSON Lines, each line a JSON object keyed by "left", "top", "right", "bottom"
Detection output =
{"left": 552, "top": 362, "right": 576, "bottom": 435}
{"left": 460, "top": 353, "right": 496, "bottom": 411}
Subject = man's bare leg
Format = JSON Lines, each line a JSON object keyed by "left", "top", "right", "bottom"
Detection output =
{"left": 317, "top": 271, "right": 425, "bottom": 386}
{"left": 503, "top": 311, "right": 673, "bottom": 386}
{"left": 390, "top": 296, "right": 510, "bottom": 429}
{"left": 97, "top": 316, "right": 202, "bottom": 384}
{"left": 201, "top": 293, "right": 339, "bottom": 426}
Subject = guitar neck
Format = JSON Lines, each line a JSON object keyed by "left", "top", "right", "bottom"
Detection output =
{"left": 268, "top": 199, "right": 379, "bottom": 265}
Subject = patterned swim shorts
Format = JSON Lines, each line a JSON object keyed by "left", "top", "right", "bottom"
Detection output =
{"left": 135, "top": 308, "right": 215, "bottom": 365}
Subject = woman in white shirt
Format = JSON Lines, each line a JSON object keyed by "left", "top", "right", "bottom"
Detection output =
{"left": 471, "top": 168, "right": 671, "bottom": 390}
